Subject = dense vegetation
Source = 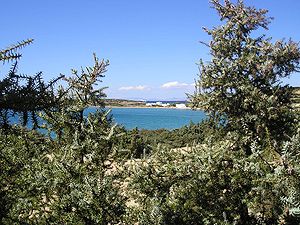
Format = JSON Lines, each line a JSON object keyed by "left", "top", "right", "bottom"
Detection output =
{"left": 1, "top": 0, "right": 300, "bottom": 224}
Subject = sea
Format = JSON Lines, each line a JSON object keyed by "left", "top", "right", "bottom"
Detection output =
{"left": 10, "top": 107, "right": 206, "bottom": 131}
{"left": 108, "top": 107, "right": 206, "bottom": 130}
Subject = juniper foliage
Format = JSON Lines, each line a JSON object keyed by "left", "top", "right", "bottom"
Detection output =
{"left": 190, "top": 0, "right": 300, "bottom": 153}
{"left": 0, "top": 39, "right": 33, "bottom": 62}
{"left": 2, "top": 1, "right": 300, "bottom": 224}
{"left": 0, "top": 51, "right": 126, "bottom": 224}
{"left": 0, "top": 40, "right": 63, "bottom": 129}
{"left": 125, "top": 1, "right": 300, "bottom": 224}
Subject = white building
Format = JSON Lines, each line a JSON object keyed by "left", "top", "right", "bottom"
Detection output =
{"left": 175, "top": 103, "right": 187, "bottom": 109}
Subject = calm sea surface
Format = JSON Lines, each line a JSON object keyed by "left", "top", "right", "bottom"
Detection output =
{"left": 106, "top": 108, "right": 206, "bottom": 130}
{"left": 11, "top": 108, "right": 206, "bottom": 131}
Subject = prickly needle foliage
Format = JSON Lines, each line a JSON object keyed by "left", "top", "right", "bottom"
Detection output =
{"left": 124, "top": 140, "right": 263, "bottom": 224}
{"left": 0, "top": 40, "right": 64, "bottom": 129}
{"left": 1, "top": 54, "right": 126, "bottom": 224}
{"left": 0, "top": 63, "right": 63, "bottom": 129}
{"left": 190, "top": 0, "right": 300, "bottom": 150}
{"left": 36, "top": 54, "right": 125, "bottom": 224}
{"left": 0, "top": 126, "right": 73, "bottom": 224}
{"left": 124, "top": 1, "right": 300, "bottom": 224}
{"left": 0, "top": 39, "right": 33, "bottom": 62}
{"left": 125, "top": 128, "right": 300, "bottom": 224}
{"left": 42, "top": 53, "right": 110, "bottom": 141}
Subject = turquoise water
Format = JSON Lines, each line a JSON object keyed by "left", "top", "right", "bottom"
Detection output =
{"left": 108, "top": 108, "right": 206, "bottom": 130}
{"left": 10, "top": 108, "right": 206, "bottom": 131}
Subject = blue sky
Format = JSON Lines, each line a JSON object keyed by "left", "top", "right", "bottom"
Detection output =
{"left": 1, "top": 0, "right": 300, "bottom": 100}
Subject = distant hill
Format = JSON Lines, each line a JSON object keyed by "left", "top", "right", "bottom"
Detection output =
{"left": 105, "top": 99, "right": 146, "bottom": 107}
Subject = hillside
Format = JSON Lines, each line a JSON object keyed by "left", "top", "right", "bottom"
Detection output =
{"left": 105, "top": 99, "right": 146, "bottom": 107}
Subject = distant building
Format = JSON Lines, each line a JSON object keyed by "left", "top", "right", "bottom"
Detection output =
{"left": 146, "top": 102, "right": 171, "bottom": 107}
{"left": 161, "top": 103, "right": 170, "bottom": 107}
{"left": 175, "top": 103, "right": 187, "bottom": 109}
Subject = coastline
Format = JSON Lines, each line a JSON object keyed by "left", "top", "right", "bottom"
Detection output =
{"left": 89, "top": 104, "right": 203, "bottom": 110}
{"left": 106, "top": 105, "right": 198, "bottom": 110}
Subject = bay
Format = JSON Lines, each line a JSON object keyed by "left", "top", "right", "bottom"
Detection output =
{"left": 106, "top": 108, "right": 206, "bottom": 130}
{"left": 9, "top": 108, "right": 206, "bottom": 131}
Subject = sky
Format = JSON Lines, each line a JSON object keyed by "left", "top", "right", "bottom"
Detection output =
{"left": 1, "top": 0, "right": 300, "bottom": 101}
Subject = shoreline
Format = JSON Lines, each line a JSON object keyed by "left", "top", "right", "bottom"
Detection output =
{"left": 106, "top": 105, "right": 197, "bottom": 110}
{"left": 89, "top": 104, "right": 203, "bottom": 110}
